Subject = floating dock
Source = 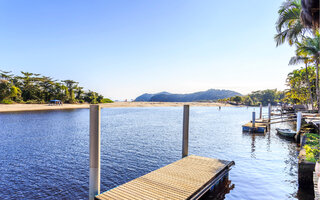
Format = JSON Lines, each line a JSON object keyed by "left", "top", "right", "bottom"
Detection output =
{"left": 242, "top": 122, "right": 267, "bottom": 133}
{"left": 96, "top": 155, "right": 234, "bottom": 200}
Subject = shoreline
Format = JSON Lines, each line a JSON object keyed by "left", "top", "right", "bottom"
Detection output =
{"left": 0, "top": 102, "right": 235, "bottom": 113}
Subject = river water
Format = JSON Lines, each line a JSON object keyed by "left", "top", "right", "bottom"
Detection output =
{"left": 0, "top": 107, "right": 312, "bottom": 199}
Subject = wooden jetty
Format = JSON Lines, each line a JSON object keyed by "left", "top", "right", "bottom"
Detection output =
{"left": 242, "top": 122, "right": 267, "bottom": 133}
{"left": 89, "top": 105, "right": 235, "bottom": 200}
{"left": 242, "top": 108, "right": 268, "bottom": 133}
{"left": 96, "top": 155, "right": 234, "bottom": 200}
{"left": 242, "top": 104, "right": 302, "bottom": 133}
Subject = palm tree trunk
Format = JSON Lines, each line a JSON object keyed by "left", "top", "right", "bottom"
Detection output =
{"left": 305, "top": 63, "right": 314, "bottom": 110}
{"left": 316, "top": 59, "right": 320, "bottom": 113}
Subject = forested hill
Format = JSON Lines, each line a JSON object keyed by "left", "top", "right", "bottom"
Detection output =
{"left": 134, "top": 89, "right": 241, "bottom": 102}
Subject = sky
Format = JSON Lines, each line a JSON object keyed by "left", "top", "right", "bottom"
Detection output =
{"left": 0, "top": 0, "right": 299, "bottom": 100}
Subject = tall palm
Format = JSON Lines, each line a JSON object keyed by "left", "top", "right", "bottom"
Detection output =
{"left": 275, "top": 0, "right": 306, "bottom": 46}
{"left": 300, "top": 0, "right": 319, "bottom": 30}
{"left": 296, "top": 32, "right": 320, "bottom": 112}
{"left": 289, "top": 54, "right": 314, "bottom": 109}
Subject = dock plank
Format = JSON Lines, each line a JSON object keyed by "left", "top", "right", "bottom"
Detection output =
{"left": 96, "top": 155, "right": 234, "bottom": 200}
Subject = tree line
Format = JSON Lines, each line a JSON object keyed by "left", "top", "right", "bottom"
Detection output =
{"left": 218, "top": 89, "right": 285, "bottom": 106}
{"left": 0, "top": 70, "right": 113, "bottom": 104}
{"left": 275, "top": 0, "right": 319, "bottom": 112}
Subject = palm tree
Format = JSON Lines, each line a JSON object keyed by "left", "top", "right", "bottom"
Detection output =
{"left": 289, "top": 53, "right": 314, "bottom": 109}
{"left": 296, "top": 32, "right": 320, "bottom": 112}
{"left": 300, "top": 0, "right": 319, "bottom": 30}
{"left": 275, "top": 0, "right": 306, "bottom": 46}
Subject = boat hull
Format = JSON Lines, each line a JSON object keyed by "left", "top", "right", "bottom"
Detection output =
{"left": 276, "top": 128, "right": 296, "bottom": 138}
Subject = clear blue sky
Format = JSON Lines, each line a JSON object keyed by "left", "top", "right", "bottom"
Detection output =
{"left": 0, "top": 0, "right": 297, "bottom": 100}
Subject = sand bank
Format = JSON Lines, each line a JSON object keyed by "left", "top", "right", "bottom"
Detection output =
{"left": 0, "top": 102, "right": 234, "bottom": 113}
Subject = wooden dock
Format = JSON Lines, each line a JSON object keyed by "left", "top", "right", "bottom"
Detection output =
{"left": 242, "top": 122, "right": 267, "bottom": 133}
{"left": 96, "top": 155, "right": 234, "bottom": 200}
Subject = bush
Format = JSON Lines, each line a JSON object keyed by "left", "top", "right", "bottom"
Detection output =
{"left": 26, "top": 100, "right": 40, "bottom": 104}
{"left": 304, "top": 133, "right": 320, "bottom": 162}
{"left": 100, "top": 98, "right": 113, "bottom": 103}
{"left": 0, "top": 99, "right": 15, "bottom": 104}
{"left": 15, "top": 99, "right": 24, "bottom": 103}
{"left": 78, "top": 99, "right": 85, "bottom": 104}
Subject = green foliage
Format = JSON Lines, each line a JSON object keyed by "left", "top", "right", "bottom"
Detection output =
{"left": 274, "top": 0, "right": 305, "bottom": 46}
{"left": 249, "top": 89, "right": 284, "bottom": 106}
{"left": 0, "top": 99, "right": 15, "bottom": 104}
{"left": 243, "top": 96, "right": 254, "bottom": 106}
{"left": 219, "top": 89, "right": 284, "bottom": 106}
{"left": 231, "top": 96, "right": 242, "bottom": 103}
{"left": 284, "top": 66, "right": 316, "bottom": 105}
{"left": 304, "top": 133, "right": 320, "bottom": 162}
{"left": 306, "top": 133, "right": 320, "bottom": 146}
{"left": 25, "top": 100, "right": 39, "bottom": 104}
{"left": 100, "top": 98, "right": 113, "bottom": 103}
{"left": 0, "top": 70, "right": 111, "bottom": 104}
{"left": 275, "top": 0, "right": 320, "bottom": 112}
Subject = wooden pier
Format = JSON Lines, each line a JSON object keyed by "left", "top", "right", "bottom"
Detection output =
{"left": 96, "top": 155, "right": 234, "bottom": 200}
{"left": 89, "top": 105, "right": 235, "bottom": 200}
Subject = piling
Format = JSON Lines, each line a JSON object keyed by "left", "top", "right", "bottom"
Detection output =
{"left": 89, "top": 105, "right": 101, "bottom": 200}
{"left": 268, "top": 103, "right": 271, "bottom": 122}
{"left": 297, "top": 111, "right": 302, "bottom": 132}
{"left": 252, "top": 112, "right": 256, "bottom": 128}
{"left": 259, "top": 104, "right": 262, "bottom": 119}
{"left": 182, "top": 105, "right": 189, "bottom": 158}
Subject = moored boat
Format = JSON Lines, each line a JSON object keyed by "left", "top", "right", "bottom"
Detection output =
{"left": 275, "top": 128, "right": 296, "bottom": 138}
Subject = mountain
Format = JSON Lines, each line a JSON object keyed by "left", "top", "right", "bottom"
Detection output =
{"left": 134, "top": 89, "right": 241, "bottom": 102}
{"left": 134, "top": 92, "right": 171, "bottom": 101}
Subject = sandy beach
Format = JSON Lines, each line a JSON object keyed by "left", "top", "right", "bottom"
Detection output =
{"left": 0, "top": 102, "right": 234, "bottom": 113}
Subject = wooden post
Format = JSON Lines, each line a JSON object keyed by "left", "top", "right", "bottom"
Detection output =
{"left": 182, "top": 105, "right": 189, "bottom": 158}
{"left": 252, "top": 111, "right": 256, "bottom": 128}
{"left": 259, "top": 104, "right": 262, "bottom": 119}
{"left": 268, "top": 103, "right": 271, "bottom": 122}
{"left": 296, "top": 111, "right": 302, "bottom": 132}
{"left": 89, "top": 105, "right": 101, "bottom": 200}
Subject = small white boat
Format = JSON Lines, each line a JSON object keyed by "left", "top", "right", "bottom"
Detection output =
{"left": 275, "top": 128, "right": 296, "bottom": 138}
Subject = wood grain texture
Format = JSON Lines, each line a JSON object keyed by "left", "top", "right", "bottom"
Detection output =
{"left": 96, "top": 155, "right": 231, "bottom": 200}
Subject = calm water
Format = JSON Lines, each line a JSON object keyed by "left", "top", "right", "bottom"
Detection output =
{"left": 0, "top": 107, "right": 309, "bottom": 199}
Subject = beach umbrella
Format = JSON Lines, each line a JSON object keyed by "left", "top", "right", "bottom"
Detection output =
{"left": 300, "top": 0, "right": 319, "bottom": 29}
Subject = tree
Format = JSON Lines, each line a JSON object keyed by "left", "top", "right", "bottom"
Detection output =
{"left": 232, "top": 96, "right": 242, "bottom": 104}
{"left": 62, "top": 80, "right": 79, "bottom": 103}
{"left": 249, "top": 89, "right": 283, "bottom": 106}
{"left": 75, "top": 86, "right": 84, "bottom": 100}
{"left": 289, "top": 51, "right": 314, "bottom": 109}
{"left": 0, "top": 70, "right": 13, "bottom": 80}
{"left": 296, "top": 32, "right": 320, "bottom": 112}
{"left": 285, "top": 66, "right": 316, "bottom": 105}
{"left": 0, "top": 80, "right": 21, "bottom": 101}
{"left": 300, "top": 0, "right": 319, "bottom": 30}
{"left": 275, "top": 0, "right": 306, "bottom": 46}
{"left": 243, "top": 96, "right": 254, "bottom": 106}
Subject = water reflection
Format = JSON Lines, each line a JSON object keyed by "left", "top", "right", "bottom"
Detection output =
{"left": 242, "top": 132, "right": 266, "bottom": 159}
{"left": 267, "top": 126, "right": 271, "bottom": 152}
{"left": 200, "top": 178, "right": 235, "bottom": 200}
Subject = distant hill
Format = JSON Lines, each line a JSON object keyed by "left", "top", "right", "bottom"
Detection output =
{"left": 134, "top": 92, "right": 170, "bottom": 101}
{"left": 134, "top": 89, "right": 241, "bottom": 102}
